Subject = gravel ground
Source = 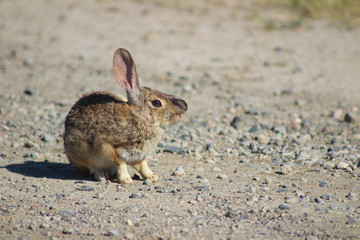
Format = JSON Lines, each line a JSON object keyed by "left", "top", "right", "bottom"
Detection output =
{"left": 1, "top": 0, "right": 360, "bottom": 239}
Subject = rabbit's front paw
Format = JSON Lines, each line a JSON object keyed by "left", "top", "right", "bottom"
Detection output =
{"left": 118, "top": 174, "right": 133, "bottom": 184}
{"left": 147, "top": 173, "right": 159, "bottom": 183}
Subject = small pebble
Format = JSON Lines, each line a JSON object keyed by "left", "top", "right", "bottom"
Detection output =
{"left": 217, "top": 174, "right": 227, "bottom": 180}
{"left": 107, "top": 230, "right": 119, "bottom": 236}
{"left": 24, "top": 141, "right": 40, "bottom": 149}
{"left": 230, "top": 116, "right": 241, "bottom": 130}
{"left": 346, "top": 192, "right": 358, "bottom": 200}
{"left": 344, "top": 112, "right": 355, "bottom": 123}
{"left": 319, "top": 181, "right": 329, "bottom": 187}
{"left": 173, "top": 166, "right": 185, "bottom": 176}
{"left": 320, "top": 194, "right": 334, "bottom": 201}
{"left": 278, "top": 204, "right": 292, "bottom": 210}
{"left": 280, "top": 165, "right": 293, "bottom": 175}
{"left": 346, "top": 217, "right": 357, "bottom": 225}
{"left": 24, "top": 88, "right": 36, "bottom": 96}
{"left": 163, "top": 146, "right": 183, "bottom": 154}
{"left": 306, "top": 236, "right": 319, "bottom": 240}
{"left": 143, "top": 179, "right": 152, "bottom": 185}
{"left": 94, "top": 193, "right": 105, "bottom": 199}
{"left": 284, "top": 197, "right": 298, "bottom": 203}
{"left": 336, "top": 162, "right": 350, "bottom": 170}
{"left": 211, "top": 167, "right": 221, "bottom": 172}
{"left": 75, "top": 185, "right": 94, "bottom": 191}
{"left": 130, "top": 192, "right": 143, "bottom": 199}
{"left": 41, "top": 134, "right": 55, "bottom": 143}
{"left": 331, "top": 109, "right": 343, "bottom": 119}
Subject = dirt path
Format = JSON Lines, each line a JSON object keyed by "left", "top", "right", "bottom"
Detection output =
{"left": 1, "top": 0, "right": 360, "bottom": 239}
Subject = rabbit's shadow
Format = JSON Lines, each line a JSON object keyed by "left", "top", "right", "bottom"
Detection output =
{"left": 4, "top": 160, "right": 90, "bottom": 181}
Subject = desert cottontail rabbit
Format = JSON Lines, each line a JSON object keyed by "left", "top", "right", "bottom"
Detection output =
{"left": 64, "top": 48, "right": 187, "bottom": 184}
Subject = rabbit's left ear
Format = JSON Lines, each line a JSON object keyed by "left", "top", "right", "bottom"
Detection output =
{"left": 113, "top": 48, "right": 140, "bottom": 104}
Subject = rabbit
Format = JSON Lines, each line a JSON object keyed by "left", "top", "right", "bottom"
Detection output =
{"left": 63, "top": 48, "right": 188, "bottom": 184}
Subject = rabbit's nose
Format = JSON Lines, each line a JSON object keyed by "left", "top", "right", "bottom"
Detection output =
{"left": 170, "top": 97, "right": 188, "bottom": 114}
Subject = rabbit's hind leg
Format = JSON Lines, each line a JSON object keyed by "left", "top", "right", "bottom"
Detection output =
{"left": 89, "top": 167, "right": 110, "bottom": 184}
{"left": 131, "top": 158, "right": 158, "bottom": 183}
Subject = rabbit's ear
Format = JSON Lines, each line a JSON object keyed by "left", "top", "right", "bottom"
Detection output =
{"left": 113, "top": 48, "right": 140, "bottom": 104}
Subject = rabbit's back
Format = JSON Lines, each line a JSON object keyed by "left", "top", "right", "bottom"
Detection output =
{"left": 64, "top": 91, "right": 162, "bottom": 156}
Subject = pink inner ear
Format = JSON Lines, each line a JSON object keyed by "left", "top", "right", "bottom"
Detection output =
{"left": 113, "top": 53, "right": 132, "bottom": 90}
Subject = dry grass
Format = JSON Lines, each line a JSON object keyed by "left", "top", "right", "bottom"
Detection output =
{"left": 130, "top": 0, "right": 360, "bottom": 27}
{"left": 267, "top": 0, "right": 360, "bottom": 24}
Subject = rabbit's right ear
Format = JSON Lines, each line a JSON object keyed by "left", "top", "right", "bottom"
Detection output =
{"left": 113, "top": 48, "right": 140, "bottom": 104}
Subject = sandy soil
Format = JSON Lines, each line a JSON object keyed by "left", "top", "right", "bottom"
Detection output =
{"left": 1, "top": 0, "right": 360, "bottom": 239}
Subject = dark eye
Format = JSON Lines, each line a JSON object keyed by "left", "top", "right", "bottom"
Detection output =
{"left": 151, "top": 100, "right": 162, "bottom": 108}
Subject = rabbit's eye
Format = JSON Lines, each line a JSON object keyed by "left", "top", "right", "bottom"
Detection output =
{"left": 151, "top": 100, "right": 162, "bottom": 108}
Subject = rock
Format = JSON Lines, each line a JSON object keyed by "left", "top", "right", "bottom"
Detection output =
{"left": 39, "top": 223, "right": 50, "bottom": 229}
{"left": 293, "top": 134, "right": 311, "bottom": 145}
{"left": 336, "top": 162, "right": 350, "bottom": 170}
{"left": 24, "top": 141, "right": 40, "bottom": 149}
{"left": 320, "top": 194, "right": 334, "bottom": 201}
{"left": 211, "top": 167, "right": 221, "bottom": 172}
{"left": 277, "top": 185, "right": 290, "bottom": 193}
{"left": 182, "top": 84, "right": 192, "bottom": 93}
{"left": 319, "top": 181, "right": 329, "bottom": 188}
{"left": 330, "top": 137, "right": 340, "bottom": 145}
{"left": 322, "top": 161, "right": 335, "bottom": 170}
{"left": 163, "top": 146, "right": 183, "bottom": 154}
{"left": 27, "top": 225, "right": 35, "bottom": 230}
{"left": 130, "top": 192, "right": 143, "bottom": 199}
{"left": 346, "top": 217, "right": 357, "bottom": 225}
{"left": 284, "top": 197, "right": 298, "bottom": 203}
{"left": 280, "top": 165, "right": 293, "bottom": 175}
{"left": 155, "top": 186, "right": 168, "bottom": 193}
{"left": 41, "top": 134, "right": 55, "bottom": 143}
{"left": 204, "top": 158, "right": 215, "bottom": 164}
{"left": 278, "top": 204, "right": 292, "bottom": 210}
{"left": 24, "top": 88, "right": 36, "bottom": 96}
{"left": 143, "top": 179, "right": 153, "bottom": 185}
{"left": 264, "top": 177, "right": 274, "bottom": 184}
{"left": 344, "top": 112, "right": 355, "bottom": 123}
{"left": 230, "top": 116, "right": 241, "bottom": 130}
{"left": 116, "top": 185, "right": 127, "bottom": 192}
{"left": 209, "top": 148, "right": 219, "bottom": 156}
{"left": 346, "top": 192, "right": 358, "bottom": 200}
{"left": 107, "top": 230, "right": 119, "bottom": 236}
{"left": 94, "top": 193, "right": 105, "bottom": 199}
{"left": 173, "top": 166, "right": 185, "bottom": 176}
{"left": 272, "top": 126, "right": 286, "bottom": 135}
{"left": 306, "top": 236, "right": 319, "bottom": 240}
{"left": 217, "top": 174, "right": 228, "bottom": 180}
{"left": 248, "top": 125, "right": 260, "bottom": 133}
{"left": 281, "top": 88, "right": 293, "bottom": 95}
{"left": 225, "top": 208, "right": 244, "bottom": 218}
{"left": 330, "top": 109, "right": 343, "bottom": 119}
{"left": 75, "top": 185, "right": 94, "bottom": 191}
{"left": 314, "top": 197, "right": 323, "bottom": 204}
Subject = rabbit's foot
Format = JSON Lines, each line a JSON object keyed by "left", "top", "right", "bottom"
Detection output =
{"left": 118, "top": 174, "right": 133, "bottom": 184}
{"left": 91, "top": 168, "right": 109, "bottom": 183}
{"left": 147, "top": 173, "right": 159, "bottom": 183}
{"left": 114, "top": 159, "right": 133, "bottom": 184}
{"left": 132, "top": 159, "right": 158, "bottom": 182}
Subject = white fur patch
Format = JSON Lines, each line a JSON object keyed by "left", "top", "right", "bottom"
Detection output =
{"left": 120, "top": 151, "right": 151, "bottom": 164}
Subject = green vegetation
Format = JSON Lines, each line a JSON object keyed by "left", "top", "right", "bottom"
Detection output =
{"left": 284, "top": 0, "right": 360, "bottom": 19}
{"left": 129, "top": 0, "right": 360, "bottom": 27}
{"left": 259, "top": 0, "right": 360, "bottom": 26}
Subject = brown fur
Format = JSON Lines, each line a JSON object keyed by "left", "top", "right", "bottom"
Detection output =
{"left": 63, "top": 48, "right": 187, "bottom": 184}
